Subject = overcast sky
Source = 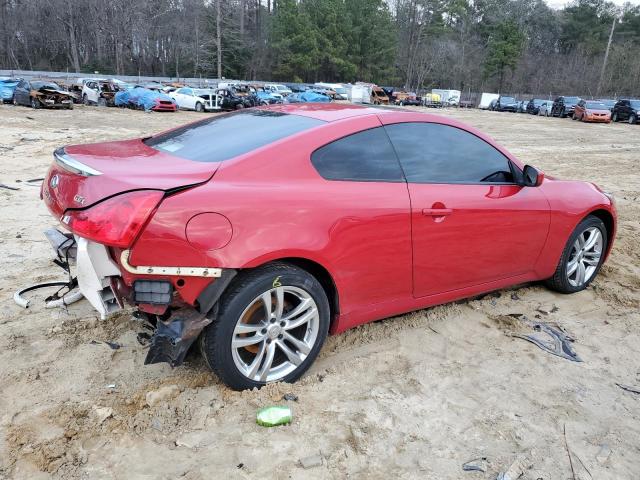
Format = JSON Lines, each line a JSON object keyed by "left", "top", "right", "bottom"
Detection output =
{"left": 546, "top": 0, "right": 640, "bottom": 7}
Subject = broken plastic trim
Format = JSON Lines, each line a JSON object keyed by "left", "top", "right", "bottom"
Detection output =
{"left": 144, "top": 307, "right": 212, "bottom": 367}
{"left": 14, "top": 280, "right": 83, "bottom": 309}
{"left": 120, "top": 249, "right": 222, "bottom": 278}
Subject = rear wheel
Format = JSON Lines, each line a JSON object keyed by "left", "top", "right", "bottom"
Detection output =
{"left": 200, "top": 263, "right": 330, "bottom": 390}
{"left": 545, "top": 215, "right": 607, "bottom": 294}
{"left": 83, "top": 94, "right": 90, "bottom": 106}
{"left": 195, "top": 102, "right": 204, "bottom": 112}
{"left": 630, "top": 114, "right": 637, "bottom": 125}
{"left": 30, "top": 97, "right": 40, "bottom": 109}
{"left": 97, "top": 97, "right": 107, "bottom": 107}
{"left": 612, "top": 111, "right": 618, "bottom": 122}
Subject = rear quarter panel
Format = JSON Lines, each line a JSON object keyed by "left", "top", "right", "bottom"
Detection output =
{"left": 130, "top": 114, "right": 413, "bottom": 317}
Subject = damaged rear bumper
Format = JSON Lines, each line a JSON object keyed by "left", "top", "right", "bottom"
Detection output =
{"left": 46, "top": 228, "right": 235, "bottom": 366}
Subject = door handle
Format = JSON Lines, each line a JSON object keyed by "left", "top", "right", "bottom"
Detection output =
{"left": 422, "top": 208, "right": 452, "bottom": 216}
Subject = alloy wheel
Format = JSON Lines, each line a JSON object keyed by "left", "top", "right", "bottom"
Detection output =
{"left": 566, "top": 227, "right": 603, "bottom": 287}
{"left": 231, "top": 286, "right": 320, "bottom": 382}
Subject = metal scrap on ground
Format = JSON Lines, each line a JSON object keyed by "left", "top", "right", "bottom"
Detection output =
{"left": 512, "top": 319, "right": 582, "bottom": 362}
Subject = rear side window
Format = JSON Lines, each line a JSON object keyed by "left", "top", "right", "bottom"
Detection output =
{"left": 385, "top": 122, "right": 514, "bottom": 184}
{"left": 311, "top": 127, "right": 404, "bottom": 182}
{"left": 145, "top": 110, "right": 324, "bottom": 162}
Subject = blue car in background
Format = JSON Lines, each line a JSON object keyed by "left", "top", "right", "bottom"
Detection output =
{"left": 0, "top": 78, "right": 21, "bottom": 103}
{"left": 255, "top": 89, "right": 283, "bottom": 105}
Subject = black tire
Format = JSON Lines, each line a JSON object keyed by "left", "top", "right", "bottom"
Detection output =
{"left": 83, "top": 94, "right": 90, "bottom": 106}
{"left": 630, "top": 114, "right": 637, "bottom": 125}
{"left": 545, "top": 215, "right": 608, "bottom": 294}
{"left": 572, "top": 113, "right": 577, "bottom": 120}
{"left": 612, "top": 111, "right": 618, "bottom": 122}
{"left": 235, "top": 103, "right": 245, "bottom": 110}
{"left": 67, "top": 102, "right": 73, "bottom": 110}
{"left": 13, "top": 97, "right": 18, "bottom": 106}
{"left": 97, "top": 97, "right": 107, "bottom": 107}
{"left": 195, "top": 102, "right": 204, "bottom": 112}
{"left": 200, "top": 262, "right": 330, "bottom": 390}
{"left": 30, "top": 97, "right": 40, "bottom": 109}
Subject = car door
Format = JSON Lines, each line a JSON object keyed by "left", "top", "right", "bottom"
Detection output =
{"left": 308, "top": 120, "right": 413, "bottom": 310}
{"left": 620, "top": 100, "right": 630, "bottom": 120}
{"left": 15, "top": 80, "right": 29, "bottom": 105}
{"left": 381, "top": 117, "right": 550, "bottom": 298}
{"left": 180, "top": 88, "right": 195, "bottom": 109}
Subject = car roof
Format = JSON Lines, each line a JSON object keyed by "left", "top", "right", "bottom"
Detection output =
{"left": 259, "top": 103, "right": 485, "bottom": 125}
{"left": 258, "top": 103, "right": 399, "bottom": 122}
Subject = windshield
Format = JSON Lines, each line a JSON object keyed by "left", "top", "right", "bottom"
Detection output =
{"left": 585, "top": 102, "right": 607, "bottom": 109}
{"left": 334, "top": 87, "right": 347, "bottom": 94}
{"left": 275, "top": 85, "right": 289, "bottom": 91}
{"left": 564, "top": 96, "right": 580, "bottom": 104}
{"left": 193, "top": 89, "right": 213, "bottom": 96}
{"left": 502, "top": 97, "right": 515, "bottom": 103}
{"left": 145, "top": 110, "right": 324, "bottom": 163}
{"left": 630, "top": 100, "right": 640, "bottom": 109}
{"left": 533, "top": 99, "right": 546, "bottom": 105}
{"left": 32, "top": 81, "right": 61, "bottom": 90}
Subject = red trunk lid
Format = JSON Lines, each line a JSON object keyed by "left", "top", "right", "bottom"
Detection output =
{"left": 42, "top": 138, "right": 219, "bottom": 219}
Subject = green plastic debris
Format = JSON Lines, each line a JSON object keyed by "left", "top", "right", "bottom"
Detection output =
{"left": 256, "top": 406, "right": 292, "bottom": 427}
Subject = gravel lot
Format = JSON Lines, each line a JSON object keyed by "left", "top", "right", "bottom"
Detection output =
{"left": 0, "top": 104, "right": 638, "bottom": 479}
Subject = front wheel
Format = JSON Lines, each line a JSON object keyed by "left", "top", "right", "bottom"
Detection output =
{"left": 200, "top": 263, "right": 330, "bottom": 390}
{"left": 630, "top": 114, "right": 637, "bottom": 124}
{"left": 195, "top": 102, "right": 204, "bottom": 112}
{"left": 30, "top": 97, "right": 40, "bottom": 109}
{"left": 545, "top": 215, "right": 607, "bottom": 294}
{"left": 612, "top": 111, "right": 618, "bottom": 122}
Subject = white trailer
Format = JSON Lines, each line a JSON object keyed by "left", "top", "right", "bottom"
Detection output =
{"left": 432, "top": 89, "right": 461, "bottom": 106}
{"left": 348, "top": 84, "right": 371, "bottom": 103}
{"left": 478, "top": 93, "right": 500, "bottom": 109}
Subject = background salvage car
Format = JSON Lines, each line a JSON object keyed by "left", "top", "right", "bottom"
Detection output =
{"left": 42, "top": 104, "right": 616, "bottom": 391}
{"left": 551, "top": 95, "right": 581, "bottom": 118}
{"left": 611, "top": 99, "right": 640, "bottom": 124}
{"left": 169, "top": 87, "right": 220, "bottom": 112}
{"left": 13, "top": 80, "right": 75, "bottom": 109}
{"left": 573, "top": 100, "right": 611, "bottom": 123}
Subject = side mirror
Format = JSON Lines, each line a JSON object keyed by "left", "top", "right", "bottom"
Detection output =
{"left": 522, "top": 165, "right": 544, "bottom": 187}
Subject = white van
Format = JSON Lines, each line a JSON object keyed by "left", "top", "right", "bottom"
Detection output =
{"left": 315, "top": 83, "right": 348, "bottom": 100}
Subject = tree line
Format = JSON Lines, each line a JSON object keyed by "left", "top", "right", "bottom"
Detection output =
{"left": 1, "top": 0, "right": 639, "bottom": 97}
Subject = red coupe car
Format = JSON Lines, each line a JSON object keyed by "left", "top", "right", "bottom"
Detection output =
{"left": 42, "top": 104, "right": 616, "bottom": 390}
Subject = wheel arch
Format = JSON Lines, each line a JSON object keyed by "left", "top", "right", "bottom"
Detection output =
{"left": 198, "top": 255, "right": 341, "bottom": 331}
{"left": 275, "top": 257, "right": 340, "bottom": 324}
{"left": 586, "top": 208, "right": 615, "bottom": 258}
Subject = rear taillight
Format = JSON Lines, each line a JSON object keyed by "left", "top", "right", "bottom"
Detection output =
{"left": 62, "top": 190, "right": 163, "bottom": 248}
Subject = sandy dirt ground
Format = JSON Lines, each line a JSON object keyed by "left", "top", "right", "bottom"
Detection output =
{"left": 0, "top": 103, "right": 638, "bottom": 480}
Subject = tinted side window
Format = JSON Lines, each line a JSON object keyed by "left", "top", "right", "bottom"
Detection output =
{"left": 385, "top": 122, "right": 514, "bottom": 184}
{"left": 311, "top": 127, "right": 404, "bottom": 182}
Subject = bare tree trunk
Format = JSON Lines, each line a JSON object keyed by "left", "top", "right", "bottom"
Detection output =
{"left": 240, "top": 0, "right": 245, "bottom": 35}
{"left": 66, "top": 3, "right": 81, "bottom": 72}
{"left": 216, "top": 0, "right": 222, "bottom": 78}
{"left": 597, "top": 15, "right": 616, "bottom": 96}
